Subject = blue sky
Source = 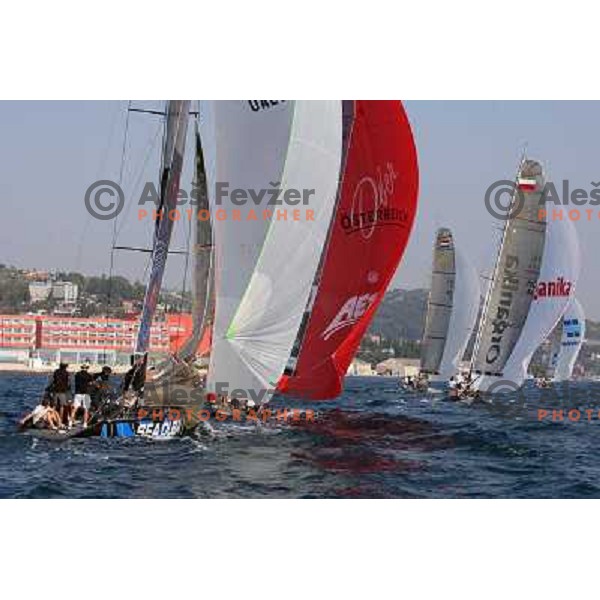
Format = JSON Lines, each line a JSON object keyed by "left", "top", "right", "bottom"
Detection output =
{"left": 1, "top": 101, "right": 599, "bottom": 318}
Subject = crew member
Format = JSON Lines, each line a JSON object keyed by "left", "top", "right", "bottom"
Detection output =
{"left": 91, "top": 366, "right": 113, "bottom": 410}
{"left": 20, "top": 398, "right": 61, "bottom": 430}
{"left": 122, "top": 356, "right": 146, "bottom": 395}
{"left": 73, "top": 364, "right": 94, "bottom": 427}
{"left": 51, "top": 363, "right": 71, "bottom": 425}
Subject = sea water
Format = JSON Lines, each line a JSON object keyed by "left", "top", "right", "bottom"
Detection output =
{"left": 1, "top": 372, "right": 600, "bottom": 498}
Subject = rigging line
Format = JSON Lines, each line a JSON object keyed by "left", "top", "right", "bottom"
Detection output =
{"left": 105, "top": 101, "right": 132, "bottom": 355}
{"left": 74, "top": 101, "right": 124, "bottom": 274}
{"left": 114, "top": 124, "right": 163, "bottom": 241}
{"left": 138, "top": 103, "right": 170, "bottom": 288}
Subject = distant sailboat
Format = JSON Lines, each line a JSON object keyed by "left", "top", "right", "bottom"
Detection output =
{"left": 547, "top": 297, "right": 585, "bottom": 382}
{"left": 420, "top": 228, "right": 480, "bottom": 383}
{"left": 471, "top": 159, "right": 581, "bottom": 393}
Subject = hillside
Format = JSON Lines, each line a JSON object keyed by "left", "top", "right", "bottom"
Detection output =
{"left": 369, "top": 287, "right": 600, "bottom": 376}
{"left": 368, "top": 288, "right": 428, "bottom": 341}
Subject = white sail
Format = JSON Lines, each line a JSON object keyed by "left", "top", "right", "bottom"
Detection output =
{"left": 438, "top": 237, "right": 480, "bottom": 378}
{"left": 205, "top": 101, "right": 343, "bottom": 401}
{"left": 500, "top": 214, "right": 580, "bottom": 387}
{"left": 552, "top": 297, "right": 585, "bottom": 382}
{"left": 199, "top": 101, "right": 294, "bottom": 395}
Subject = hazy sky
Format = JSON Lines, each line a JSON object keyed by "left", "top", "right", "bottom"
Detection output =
{"left": 1, "top": 101, "right": 599, "bottom": 317}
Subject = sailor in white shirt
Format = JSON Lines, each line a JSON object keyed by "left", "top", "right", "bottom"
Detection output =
{"left": 20, "top": 399, "right": 61, "bottom": 430}
{"left": 31, "top": 404, "right": 49, "bottom": 425}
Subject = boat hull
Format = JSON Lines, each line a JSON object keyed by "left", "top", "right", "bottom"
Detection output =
{"left": 80, "top": 417, "right": 185, "bottom": 439}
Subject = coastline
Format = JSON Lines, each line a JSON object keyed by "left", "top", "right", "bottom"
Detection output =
{"left": 0, "top": 363, "right": 130, "bottom": 374}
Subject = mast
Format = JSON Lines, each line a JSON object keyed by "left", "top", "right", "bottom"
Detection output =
{"left": 134, "top": 100, "right": 191, "bottom": 357}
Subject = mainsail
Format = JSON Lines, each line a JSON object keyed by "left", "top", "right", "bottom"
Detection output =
{"left": 280, "top": 101, "right": 419, "bottom": 399}
{"left": 179, "top": 122, "right": 214, "bottom": 361}
{"left": 204, "top": 101, "right": 343, "bottom": 400}
{"left": 472, "top": 159, "right": 580, "bottom": 391}
{"left": 420, "top": 228, "right": 480, "bottom": 379}
{"left": 135, "top": 100, "right": 191, "bottom": 355}
{"left": 551, "top": 297, "right": 585, "bottom": 382}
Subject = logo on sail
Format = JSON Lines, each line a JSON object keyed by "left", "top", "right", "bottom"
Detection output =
{"left": 247, "top": 100, "right": 287, "bottom": 112}
{"left": 322, "top": 293, "right": 379, "bottom": 341}
{"left": 533, "top": 277, "right": 573, "bottom": 301}
{"left": 485, "top": 255, "right": 519, "bottom": 365}
{"left": 340, "top": 162, "right": 408, "bottom": 239}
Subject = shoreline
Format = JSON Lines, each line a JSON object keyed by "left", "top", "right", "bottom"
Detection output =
{"left": 0, "top": 363, "right": 130, "bottom": 374}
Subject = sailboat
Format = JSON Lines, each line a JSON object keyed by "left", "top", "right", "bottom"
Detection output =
{"left": 470, "top": 159, "right": 581, "bottom": 393}
{"left": 141, "top": 101, "right": 418, "bottom": 413}
{"left": 85, "top": 100, "right": 200, "bottom": 438}
{"left": 419, "top": 227, "right": 480, "bottom": 387}
{"left": 20, "top": 101, "right": 200, "bottom": 440}
{"left": 547, "top": 297, "right": 585, "bottom": 382}
{"left": 32, "top": 101, "right": 418, "bottom": 439}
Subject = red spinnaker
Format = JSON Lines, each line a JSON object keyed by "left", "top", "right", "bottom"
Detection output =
{"left": 280, "top": 101, "right": 419, "bottom": 399}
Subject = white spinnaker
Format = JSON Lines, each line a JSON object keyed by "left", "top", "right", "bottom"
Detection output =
{"left": 201, "top": 101, "right": 295, "bottom": 395}
{"left": 480, "top": 214, "right": 580, "bottom": 391}
{"left": 553, "top": 297, "right": 585, "bottom": 382}
{"left": 437, "top": 241, "right": 480, "bottom": 379}
{"left": 207, "top": 101, "right": 343, "bottom": 399}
